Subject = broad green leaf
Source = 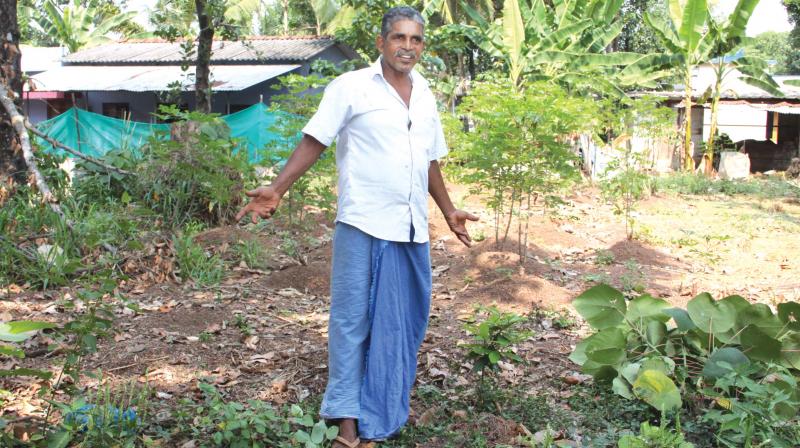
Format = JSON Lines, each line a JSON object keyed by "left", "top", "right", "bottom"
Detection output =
{"left": 740, "top": 325, "right": 781, "bottom": 362}
{"left": 568, "top": 338, "right": 589, "bottom": 366}
{"left": 726, "top": 0, "right": 759, "bottom": 41}
{"left": 620, "top": 362, "right": 641, "bottom": 384}
{"left": 46, "top": 429, "right": 71, "bottom": 448}
{"left": 645, "top": 320, "right": 667, "bottom": 347}
{"left": 0, "top": 321, "right": 51, "bottom": 342}
{"left": 644, "top": 13, "right": 683, "bottom": 54}
{"left": 664, "top": 308, "right": 695, "bottom": 331}
{"left": 625, "top": 295, "right": 669, "bottom": 323}
{"left": 294, "top": 430, "right": 310, "bottom": 443}
{"left": 584, "top": 328, "right": 626, "bottom": 365}
{"left": 502, "top": 0, "right": 526, "bottom": 84}
{"left": 573, "top": 284, "right": 626, "bottom": 330}
{"left": 581, "top": 360, "right": 617, "bottom": 382}
{"left": 612, "top": 376, "right": 634, "bottom": 399}
{"left": 325, "top": 424, "right": 339, "bottom": 440}
{"left": 778, "top": 302, "right": 800, "bottom": 329}
{"left": 734, "top": 303, "right": 782, "bottom": 337}
{"left": 641, "top": 356, "right": 675, "bottom": 375}
{"left": 633, "top": 369, "right": 682, "bottom": 412}
{"left": 686, "top": 292, "right": 735, "bottom": 333}
{"left": 702, "top": 347, "right": 749, "bottom": 379}
{"left": 5, "top": 321, "right": 57, "bottom": 333}
{"left": 780, "top": 333, "right": 800, "bottom": 369}
{"left": 678, "top": 0, "right": 708, "bottom": 53}
{"left": 310, "top": 421, "right": 326, "bottom": 444}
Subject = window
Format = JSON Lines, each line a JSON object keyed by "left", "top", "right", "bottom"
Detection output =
{"left": 102, "top": 103, "right": 130, "bottom": 119}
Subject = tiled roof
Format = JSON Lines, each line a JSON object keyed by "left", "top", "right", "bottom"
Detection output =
{"left": 63, "top": 37, "right": 347, "bottom": 65}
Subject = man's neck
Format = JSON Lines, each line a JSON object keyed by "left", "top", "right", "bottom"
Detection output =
{"left": 380, "top": 58, "right": 413, "bottom": 89}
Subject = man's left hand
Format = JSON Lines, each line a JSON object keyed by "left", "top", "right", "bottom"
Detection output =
{"left": 445, "top": 210, "right": 479, "bottom": 247}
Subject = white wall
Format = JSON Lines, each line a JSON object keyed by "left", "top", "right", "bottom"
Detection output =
{"left": 702, "top": 104, "right": 768, "bottom": 143}
{"left": 23, "top": 99, "right": 48, "bottom": 123}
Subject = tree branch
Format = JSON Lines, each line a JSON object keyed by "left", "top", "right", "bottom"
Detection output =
{"left": 24, "top": 121, "right": 132, "bottom": 176}
{"left": 0, "top": 80, "right": 117, "bottom": 255}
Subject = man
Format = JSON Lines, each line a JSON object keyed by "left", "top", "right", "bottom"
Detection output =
{"left": 236, "top": 6, "right": 476, "bottom": 447}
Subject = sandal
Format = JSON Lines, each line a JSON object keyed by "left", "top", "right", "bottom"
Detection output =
{"left": 333, "top": 435, "right": 361, "bottom": 448}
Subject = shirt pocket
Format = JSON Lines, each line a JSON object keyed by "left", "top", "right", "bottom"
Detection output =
{"left": 413, "top": 113, "right": 438, "bottom": 154}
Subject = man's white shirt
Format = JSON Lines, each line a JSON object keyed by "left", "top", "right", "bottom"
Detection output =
{"left": 302, "top": 58, "right": 448, "bottom": 243}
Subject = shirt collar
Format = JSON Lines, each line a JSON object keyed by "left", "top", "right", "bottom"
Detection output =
{"left": 371, "top": 56, "right": 418, "bottom": 85}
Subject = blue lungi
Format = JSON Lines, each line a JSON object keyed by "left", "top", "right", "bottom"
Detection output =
{"left": 320, "top": 222, "right": 432, "bottom": 440}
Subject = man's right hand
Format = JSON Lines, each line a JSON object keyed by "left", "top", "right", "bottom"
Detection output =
{"left": 235, "top": 186, "right": 281, "bottom": 224}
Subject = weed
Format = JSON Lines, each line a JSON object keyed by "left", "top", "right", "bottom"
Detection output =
{"left": 235, "top": 239, "right": 268, "bottom": 270}
{"left": 172, "top": 233, "right": 224, "bottom": 286}
{"left": 199, "top": 331, "right": 213, "bottom": 342}
{"left": 234, "top": 314, "right": 253, "bottom": 336}
{"left": 583, "top": 272, "right": 612, "bottom": 285}
{"left": 594, "top": 249, "right": 615, "bottom": 266}
{"left": 617, "top": 419, "right": 695, "bottom": 448}
{"left": 620, "top": 259, "right": 646, "bottom": 293}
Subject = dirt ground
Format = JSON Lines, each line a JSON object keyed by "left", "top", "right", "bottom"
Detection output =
{"left": 2, "top": 184, "right": 799, "bottom": 446}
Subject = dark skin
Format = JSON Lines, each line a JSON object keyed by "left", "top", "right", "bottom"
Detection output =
{"left": 235, "top": 18, "right": 477, "bottom": 446}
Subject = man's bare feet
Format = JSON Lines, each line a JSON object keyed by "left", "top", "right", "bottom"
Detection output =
{"left": 332, "top": 418, "right": 359, "bottom": 448}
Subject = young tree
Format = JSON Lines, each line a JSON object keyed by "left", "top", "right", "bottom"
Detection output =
{"left": 33, "top": 0, "right": 139, "bottom": 53}
{"left": 0, "top": 0, "right": 25, "bottom": 196}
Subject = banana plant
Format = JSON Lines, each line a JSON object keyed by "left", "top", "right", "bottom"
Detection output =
{"left": 644, "top": 0, "right": 713, "bottom": 171}
{"left": 701, "top": 3, "right": 781, "bottom": 176}
{"left": 459, "top": 0, "right": 665, "bottom": 96}
{"left": 34, "top": 0, "right": 138, "bottom": 53}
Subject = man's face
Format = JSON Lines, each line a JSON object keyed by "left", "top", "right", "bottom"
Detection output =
{"left": 376, "top": 19, "right": 424, "bottom": 75}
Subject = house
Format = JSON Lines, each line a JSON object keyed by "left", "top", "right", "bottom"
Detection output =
{"left": 642, "top": 62, "right": 800, "bottom": 172}
{"left": 23, "top": 36, "right": 359, "bottom": 124}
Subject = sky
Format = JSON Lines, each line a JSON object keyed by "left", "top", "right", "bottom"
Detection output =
{"left": 124, "top": 0, "right": 794, "bottom": 37}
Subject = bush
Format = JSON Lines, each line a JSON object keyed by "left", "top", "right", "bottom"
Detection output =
{"left": 136, "top": 107, "right": 253, "bottom": 228}
{"left": 449, "top": 78, "right": 598, "bottom": 257}
{"left": 172, "top": 233, "right": 224, "bottom": 286}
{"left": 570, "top": 284, "right": 800, "bottom": 441}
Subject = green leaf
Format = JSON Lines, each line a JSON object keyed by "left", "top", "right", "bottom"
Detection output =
{"left": 740, "top": 325, "right": 781, "bottom": 362}
{"left": 678, "top": 0, "right": 708, "bottom": 53}
{"left": 612, "top": 376, "right": 634, "bottom": 399}
{"left": 488, "top": 350, "right": 501, "bottom": 364}
{"left": 686, "top": 292, "right": 736, "bottom": 334}
{"left": 573, "top": 284, "right": 626, "bottom": 330}
{"left": 780, "top": 333, "right": 800, "bottom": 369}
{"left": 584, "top": 328, "right": 626, "bottom": 365}
{"left": 645, "top": 320, "right": 667, "bottom": 347}
{"left": 0, "top": 368, "right": 53, "bottom": 380}
{"left": 778, "top": 302, "right": 800, "bottom": 329}
{"left": 0, "top": 321, "right": 54, "bottom": 342}
{"left": 0, "top": 345, "right": 25, "bottom": 358}
{"left": 703, "top": 347, "right": 749, "bottom": 379}
{"left": 625, "top": 295, "right": 669, "bottom": 323}
{"left": 325, "top": 424, "right": 339, "bottom": 440}
{"left": 46, "top": 429, "right": 71, "bottom": 448}
{"left": 664, "top": 308, "right": 695, "bottom": 331}
{"left": 737, "top": 304, "right": 784, "bottom": 338}
{"left": 294, "top": 430, "right": 310, "bottom": 443}
{"left": 633, "top": 369, "right": 682, "bottom": 412}
{"left": 620, "top": 362, "right": 641, "bottom": 384}
{"left": 310, "top": 421, "right": 326, "bottom": 444}
{"left": 502, "top": 0, "right": 526, "bottom": 84}
{"left": 568, "top": 338, "right": 589, "bottom": 366}
{"left": 641, "top": 356, "right": 675, "bottom": 375}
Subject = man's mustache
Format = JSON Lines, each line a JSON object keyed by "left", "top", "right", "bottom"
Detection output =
{"left": 395, "top": 50, "right": 416, "bottom": 59}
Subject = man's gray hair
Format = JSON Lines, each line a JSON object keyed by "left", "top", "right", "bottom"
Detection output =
{"left": 381, "top": 6, "right": 425, "bottom": 38}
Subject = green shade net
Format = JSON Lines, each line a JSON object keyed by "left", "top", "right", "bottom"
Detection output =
{"left": 35, "top": 103, "right": 289, "bottom": 164}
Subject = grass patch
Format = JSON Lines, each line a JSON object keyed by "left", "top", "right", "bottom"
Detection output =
{"left": 654, "top": 173, "right": 800, "bottom": 199}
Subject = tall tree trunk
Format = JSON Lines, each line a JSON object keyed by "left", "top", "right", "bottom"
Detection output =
{"left": 682, "top": 67, "right": 695, "bottom": 172}
{"left": 195, "top": 0, "right": 214, "bottom": 113}
{"left": 0, "top": 0, "right": 25, "bottom": 200}
{"left": 282, "top": 0, "right": 289, "bottom": 35}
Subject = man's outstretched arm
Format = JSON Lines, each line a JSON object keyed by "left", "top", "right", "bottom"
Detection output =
{"left": 235, "top": 134, "right": 327, "bottom": 223}
{"left": 428, "top": 160, "right": 479, "bottom": 247}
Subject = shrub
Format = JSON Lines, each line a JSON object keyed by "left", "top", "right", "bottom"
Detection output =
{"left": 449, "top": 78, "right": 598, "bottom": 258}
{"left": 618, "top": 420, "right": 694, "bottom": 448}
{"left": 136, "top": 107, "right": 253, "bottom": 227}
{"left": 172, "top": 233, "right": 224, "bottom": 286}
{"left": 570, "top": 284, "right": 800, "bottom": 422}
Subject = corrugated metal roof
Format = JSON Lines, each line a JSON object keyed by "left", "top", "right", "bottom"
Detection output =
{"left": 21, "top": 46, "right": 65, "bottom": 73}
{"left": 63, "top": 37, "right": 338, "bottom": 65}
{"left": 637, "top": 65, "right": 800, "bottom": 100}
{"left": 25, "top": 64, "right": 300, "bottom": 92}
